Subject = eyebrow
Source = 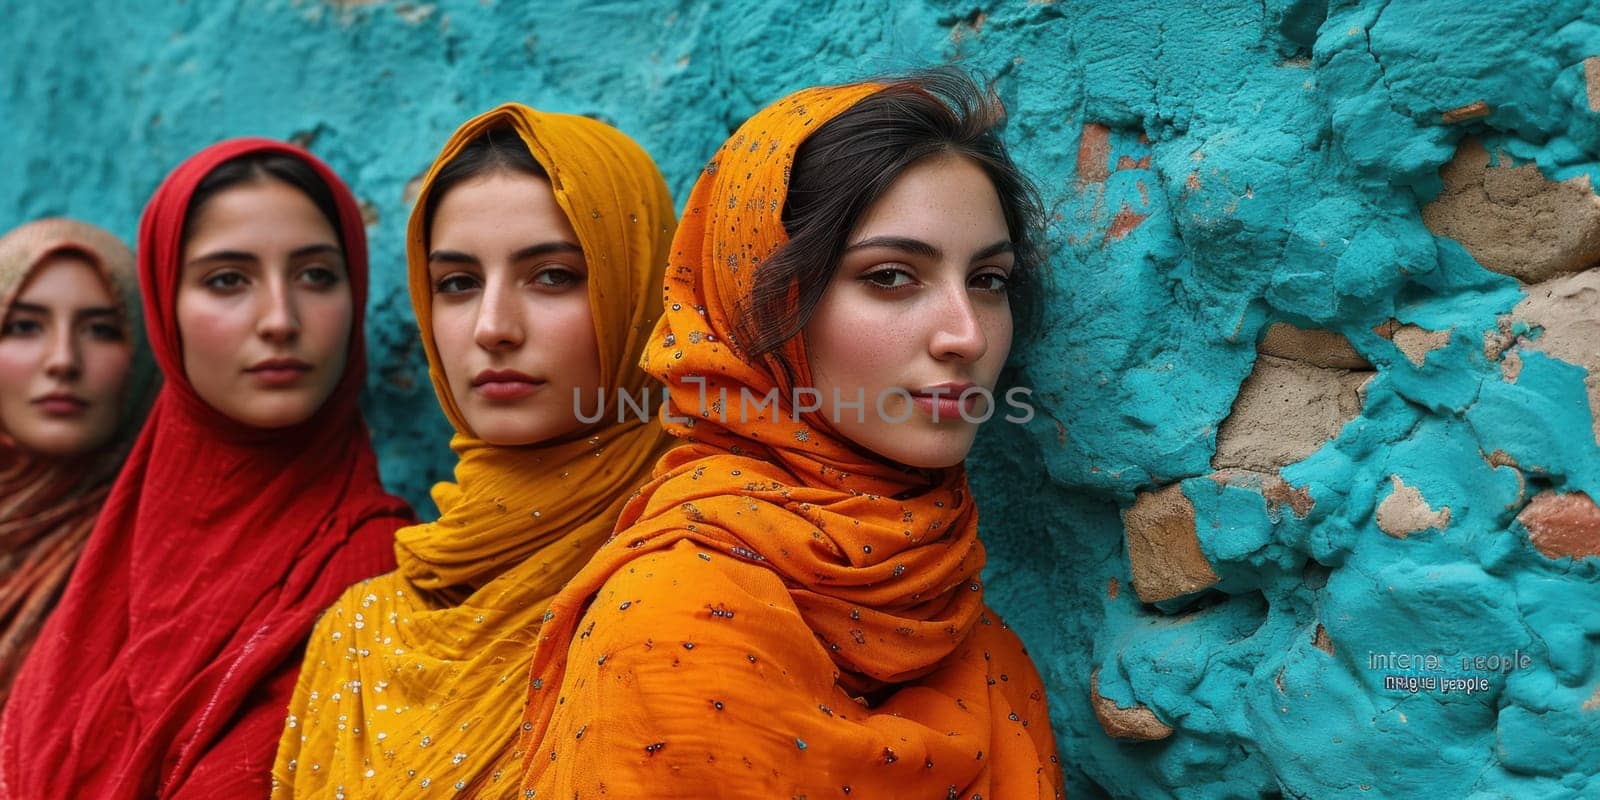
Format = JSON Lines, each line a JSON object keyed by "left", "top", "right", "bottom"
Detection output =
{"left": 427, "top": 241, "right": 584, "bottom": 265}
{"left": 843, "top": 236, "right": 1014, "bottom": 263}
{"left": 186, "top": 243, "right": 342, "bottom": 267}
{"left": 10, "top": 302, "right": 120, "bottom": 319}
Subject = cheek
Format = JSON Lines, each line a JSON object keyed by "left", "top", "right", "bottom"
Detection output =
{"left": 981, "top": 305, "right": 1014, "bottom": 379}
{"left": 0, "top": 343, "right": 36, "bottom": 413}
{"left": 430, "top": 302, "right": 477, "bottom": 388}
{"left": 176, "top": 295, "right": 245, "bottom": 370}
{"left": 534, "top": 295, "right": 601, "bottom": 383}
{"left": 0, "top": 341, "right": 36, "bottom": 383}
{"left": 304, "top": 292, "right": 354, "bottom": 355}
{"left": 83, "top": 343, "right": 134, "bottom": 400}
{"left": 808, "top": 296, "right": 905, "bottom": 388}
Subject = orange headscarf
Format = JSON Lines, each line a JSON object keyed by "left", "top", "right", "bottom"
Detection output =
{"left": 272, "top": 103, "right": 675, "bottom": 798}
{"left": 518, "top": 83, "right": 1063, "bottom": 798}
{"left": 0, "top": 219, "right": 157, "bottom": 705}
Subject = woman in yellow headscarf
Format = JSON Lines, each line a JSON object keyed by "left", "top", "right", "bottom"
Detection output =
{"left": 518, "top": 71, "right": 1062, "bottom": 798}
{"left": 271, "top": 103, "right": 675, "bottom": 798}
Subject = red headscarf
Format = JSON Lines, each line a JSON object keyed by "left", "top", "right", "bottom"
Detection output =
{"left": 0, "top": 139, "right": 414, "bottom": 799}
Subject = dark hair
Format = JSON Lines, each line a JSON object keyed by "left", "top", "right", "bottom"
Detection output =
{"left": 421, "top": 126, "right": 548, "bottom": 237}
{"left": 184, "top": 153, "right": 345, "bottom": 244}
{"left": 736, "top": 68, "right": 1048, "bottom": 372}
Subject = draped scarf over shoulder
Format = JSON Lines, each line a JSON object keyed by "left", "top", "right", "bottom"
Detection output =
{"left": 0, "top": 140, "right": 414, "bottom": 799}
{"left": 519, "top": 84, "right": 1063, "bottom": 798}
{"left": 272, "top": 104, "right": 674, "bottom": 799}
{"left": 0, "top": 219, "right": 157, "bottom": 706}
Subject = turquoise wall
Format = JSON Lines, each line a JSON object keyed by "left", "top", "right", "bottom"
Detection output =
{"left": 5, "top": 1, "right": 1598, "bottom": 796}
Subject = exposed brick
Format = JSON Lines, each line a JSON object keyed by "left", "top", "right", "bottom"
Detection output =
{"left": 1123, "top": 485, "right": 1219, "bottom": 602}
{"left": 1519, "top": 491, "right": 1600, "bottom": 560}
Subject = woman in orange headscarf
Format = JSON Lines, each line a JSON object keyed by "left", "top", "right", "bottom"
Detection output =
{"left": 0, "top": 219, "right": 157, "bottom": 705}
{"left": 272, "top": 103, "right": 674, "bottom": 798}
{"left": 518, "top": 71, "right": 1063, "bottom": 798}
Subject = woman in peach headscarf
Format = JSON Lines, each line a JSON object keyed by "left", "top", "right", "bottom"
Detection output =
{"left": 0, "top": 219, "right": 156, "bottom": 705}
{"left": 272, "top": 103, "right": 674, "bottom": 798}
{"left": 518, "top": 70, "right": 1063, "bottom": 798}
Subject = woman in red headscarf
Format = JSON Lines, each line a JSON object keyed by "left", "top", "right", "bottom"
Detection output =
{"left": 0, "top": 139, "right": 414, "bottom": 798}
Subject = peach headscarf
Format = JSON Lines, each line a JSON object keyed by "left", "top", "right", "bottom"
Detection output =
{"left": 0, "top": 219, "right": 156, "bottom": 704}
{"left": 272, "top": 103, "right": 675, "bottom": 798}
{"left": 518, "top": 83, "right": 1063, "bottom": 798}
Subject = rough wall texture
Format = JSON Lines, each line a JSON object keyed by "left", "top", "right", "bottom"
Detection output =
{"left": 4, "top": 1, "right": 1598, "bottom": 796}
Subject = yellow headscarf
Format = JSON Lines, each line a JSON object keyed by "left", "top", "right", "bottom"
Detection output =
{"left": 272, "top": 103, "right": 675, "bottom": 798}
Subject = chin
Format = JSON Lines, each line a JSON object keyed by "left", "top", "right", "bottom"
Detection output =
{"left": 236, "top": 401, "right": 322, "bottom": 430}
{"left": 15, "top": 433, "right": 95, "bottom": 459}
{"left": 871, "top": 440, "right": 975, "bottom": 471}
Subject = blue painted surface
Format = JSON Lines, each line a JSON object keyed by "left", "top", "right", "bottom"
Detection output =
{"left": 5, "top": 1, "right": 1598, "bottom": 795}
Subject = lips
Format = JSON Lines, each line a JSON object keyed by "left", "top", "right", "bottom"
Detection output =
{"left": 472, "top": 369, "right": 546, "bottom": 402}
{"left": 910, "top": 382, "right": 980, "bottom": 421}
{"left": 246, "top": 357, "right": 313, "bottom": 387}
{"left": 31, "top": 392, "right": 89, "bottom": 417}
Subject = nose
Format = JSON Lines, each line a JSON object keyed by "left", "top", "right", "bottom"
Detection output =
{"left": 256, "top": 273, "right": 302, "bottom": 344}
{"left": 473, "top": 272, "right": 525, "bottom": 352}
{"left": 43, "top": 322, "right": 83, "bottom": 381}
{"left": 927, "top": 282, "right": 989, "bottom": 364}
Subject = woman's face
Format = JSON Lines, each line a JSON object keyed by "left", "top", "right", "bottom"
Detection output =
{"left": 427, "top": 170, "right": 602, "bottom": 446}
{"left": 177, "top": 177, "right": 352, "bottom": 429}
{"left": 803, "top": 154, "right": 1015, "bottom": 470}
{"left": 0, "top": 254, "right": 134, "bottom": 457}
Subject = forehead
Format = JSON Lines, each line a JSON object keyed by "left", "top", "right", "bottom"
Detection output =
{"left": 428, "top": 171, "right": 579, "bottom": 248}
{"left": 12, "top": 253, "right": 113, "bottom": 309}
{"left": 849, "top": 155, "right": 1008, "bottom": 245}
{"left": 183, "top": 179, "right": 339, "bottom": 255}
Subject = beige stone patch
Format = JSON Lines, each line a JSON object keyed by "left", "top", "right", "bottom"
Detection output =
{"left": 1206, "top": 468, "right": 1315, "bottom": 518}
{"left": 1123, "top": 484, "right": 1219, "bottom": 603}
{"left": 1374, "top": 319, "right": 1452, "bottom": 366}
{"left": 1519, "top": 491, "right": 1600, "bottom": 561}
{"left": 1422, "top": 138, "right": 1600, "bottom": 284}
{"left": 1090, "top": 667, "right": 1173, "bottom": 741}
{"left": 1258, "top": 323, "right": 1371, "bottom": 369}
{"left": 1503, "top": 269, "right": 1600, "bottom": 445}
{"left": 1376, "top": 475, "right": 1451, "bottom": 538}
{"left": 1214, "top": 355, "right": 1368, "bottom": 471}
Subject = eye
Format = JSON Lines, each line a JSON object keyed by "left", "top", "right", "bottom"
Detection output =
{"left": 434, "top": 273, "right": 481, "bottom": 295}
{"left": 300, "top": 264, "right": 343, "bottom": 289}
{"left": 86, "top": 321, "right": 125, "bottom": 342}
{"left": 203, "top": 271, "right": 247, "bottom": 292}
{"left": 970, "top": 270, "right": 1010, "bottom": 293}
{"left": 533, "top": 267, "right": 583, "bottom": 289}
{"left": 861, "top": 267, "right": 916, "bottom": 290}
{"left": 0, "top": 318, "right": 44, "bottom": 338}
